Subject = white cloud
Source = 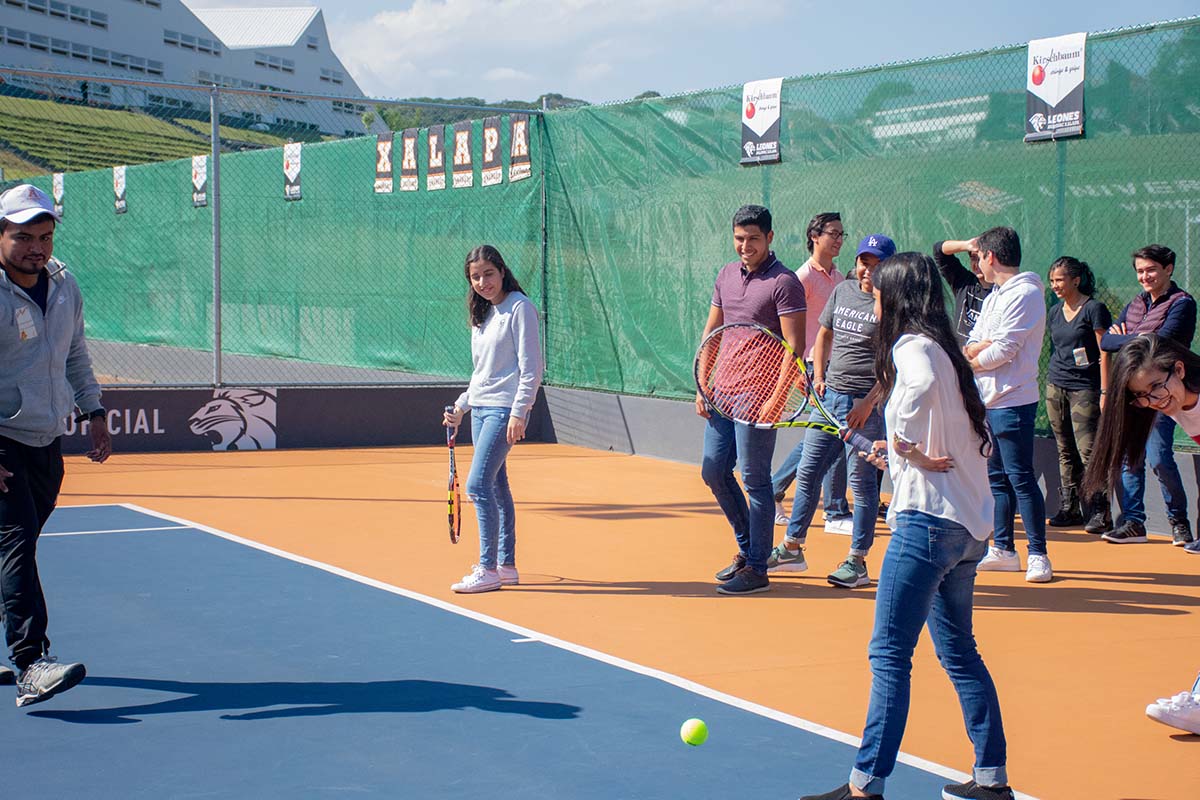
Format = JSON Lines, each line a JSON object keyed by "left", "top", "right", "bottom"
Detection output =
{"left": 483, "top": 67, "right": 533, "bottom": 82}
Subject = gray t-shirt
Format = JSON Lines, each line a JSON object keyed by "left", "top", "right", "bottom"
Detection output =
{"left": 817, "top": 281, "right": 878, "bottom": 395}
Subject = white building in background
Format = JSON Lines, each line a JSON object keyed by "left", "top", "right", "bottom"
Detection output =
{"left": 0, "top": 0, "right": 377, "bottom": 136}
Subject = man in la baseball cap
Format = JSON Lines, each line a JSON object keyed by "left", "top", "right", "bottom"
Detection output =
{"left": 0, "top": 182, "right": 109, "bottom": 708}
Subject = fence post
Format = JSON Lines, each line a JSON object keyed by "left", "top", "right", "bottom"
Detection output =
{"left": 539, "top": 113, "right": 548, "bottom": 373}
{"left": 209, "top": 86, "right": 223, "bottom": 388}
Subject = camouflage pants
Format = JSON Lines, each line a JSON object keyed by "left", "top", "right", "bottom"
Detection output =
{"left": 1045, "top": 383, "right": 1100, "bottom": 493}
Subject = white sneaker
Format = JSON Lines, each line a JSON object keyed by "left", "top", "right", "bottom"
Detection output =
{"left": 1146, "top": 691, "right": 1200, "bottom": 734}
{"left": 824, "top": 517, "right": 853, "bottom": 536}
{"left": 1025, "top": 553, "right": 1053, "bottom": 583}
{"left": 774, "top": 501, "right": 790, "bottom": 526}
{"left": 497, "top": 565, "right": 519, "bottom": 586}
{"left": 451, "top": 565, "right": 501, "bottom": 594}
{"left": 976, "top": 546, "right": 1021, "bottom": 572}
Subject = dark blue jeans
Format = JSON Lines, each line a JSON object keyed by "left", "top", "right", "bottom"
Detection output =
{"left": 770, "top": 437, "right": 850, "bottom": 517}
{"left": 851, "top": 511, "right": 1007, "bottom": 794}
{"left": 1118, "top": 412, "right": 1189, "bottom": 525}
{"left": 985, "top": 403, "right": 1047, "bottom": 556}
{"left": 702, "top": 414, "right": 777, "bottom": 574}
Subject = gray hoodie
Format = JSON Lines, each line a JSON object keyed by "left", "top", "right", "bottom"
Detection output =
{"left": 0, "top": 258, "right": 102, "bottom": 446}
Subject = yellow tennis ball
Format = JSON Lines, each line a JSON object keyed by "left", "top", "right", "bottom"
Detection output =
{"left": 680, "top": 718, "right": 708, "bottom": 746}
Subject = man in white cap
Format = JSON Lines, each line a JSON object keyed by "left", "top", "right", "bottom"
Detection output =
{"left": 0, "top": 183, "right": 110, "bottom": 707}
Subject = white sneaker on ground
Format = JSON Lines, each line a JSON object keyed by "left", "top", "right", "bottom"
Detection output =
{"left": 497, "top": 565, "right": 519, "bottom": 586}
{"left": 1025, "top": 553, "right": 1053, "bottom": 583}
{"left": 774, "top": 501, "right": 789, "bottom": 526}
{"left": 451, "top": 565, "right": 501, "bottom": 593}
{"left": 15, "top": 656, "right": 86, "bottom": 708}
{"left": 976, "top": 546, "right": 1021, "bottom": 572}
{"left": 824, "top": 517, "right": 853, "bottom": 536}
{"left": 1146, "top": 691, "right": 1200, "bottom": 734}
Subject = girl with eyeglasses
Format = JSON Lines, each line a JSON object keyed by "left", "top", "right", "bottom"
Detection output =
{"left": 1083, "top": 333, "right": 1200, "bottom": 556}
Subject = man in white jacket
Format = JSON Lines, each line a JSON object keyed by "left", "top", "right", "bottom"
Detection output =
{"left": 962, "top": 227, "right": 1052, "bottom": 583}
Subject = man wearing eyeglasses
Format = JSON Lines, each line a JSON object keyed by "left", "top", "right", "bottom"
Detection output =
{"left": 1100, "top": 244, "right": 1197, "bottom": 545}
{"left": 769, "top": 212, "right": 851, "bottom": 534}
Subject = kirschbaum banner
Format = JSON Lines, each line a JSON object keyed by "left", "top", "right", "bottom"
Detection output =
{"left": 192, "top": 155, "right": 208, "bottom": 207}
{"left": 740, "top": 78, "right": 782, "bottom": 165}
{"left": 1025, "top": 32, "right": 1086, "bottom": 142}
{"left": 481, "top": 116, "right": 502, "bottom": 186}
{"left": 374, "top": 134, "right": 394, "bottom": 193}
{"left": 426, "top": 127, "right": 446, "bottom": 191}
{"left": 509, "top": 114, "right": 531, "bottom": 182}
{"left": 52, "top": 172, "right": 63, "bottom": 217}
{"left": 451, "top": 120, "right": 474, "bottom": 189}
{"left": 284, "top": 142, "right": 302, "bottom": 201}
{"left": 113, "top": 165, "right": 127, "bottom": 214}
{"left": 400, "top": 128, "right": 419, "bottom": 191}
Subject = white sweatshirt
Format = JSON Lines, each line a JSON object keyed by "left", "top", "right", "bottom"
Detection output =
{"left": 885, "top": 334, "right": 995, "bottom": 540}
{"left": 455, "top": 291, "right": 544, "bottom": 420}
{"left": 966, "top": 271, "right": 1046, "bottom": 409}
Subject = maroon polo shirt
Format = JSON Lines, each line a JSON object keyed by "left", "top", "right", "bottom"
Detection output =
{"left": 711, "top": 253, "right": 807, "bottom": 336}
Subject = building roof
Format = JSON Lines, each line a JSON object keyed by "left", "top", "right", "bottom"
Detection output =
{"left": 185, "top": 6, "right": 320, "bottom": 50}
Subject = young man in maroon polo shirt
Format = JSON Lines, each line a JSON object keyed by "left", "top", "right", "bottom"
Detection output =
{"left": 696, "top": 204, "right": 807, "bottom": 594}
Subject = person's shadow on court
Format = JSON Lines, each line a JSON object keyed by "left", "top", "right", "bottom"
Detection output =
{"left": 29, "top": 677, "right": 582, "bottom": 725}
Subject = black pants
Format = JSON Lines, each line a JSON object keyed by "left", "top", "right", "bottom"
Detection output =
{"left": 0, "top": 435, "right": 63, "bottom": 671}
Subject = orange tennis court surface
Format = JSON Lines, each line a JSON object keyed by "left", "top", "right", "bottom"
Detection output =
{"left": 57, "top": 444, "right": 1200, "bottom": 799}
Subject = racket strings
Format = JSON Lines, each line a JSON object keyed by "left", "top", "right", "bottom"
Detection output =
{"left": 697, "top": 328, "right": 809, "bottom": 424}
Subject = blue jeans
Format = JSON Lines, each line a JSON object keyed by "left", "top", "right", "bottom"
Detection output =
{"left": 986, "top": 404, "right": 1047, "bottom": 556}
{"left": 1118, "top": 412, "right": 1189, "bottom": 525}
{"left": 852, "top": 510, "right": 1007, "bottom": 794}
{"left": 701, "top": 414, "right": 777, "bottom": 574}
{"left": 771, "top": 438, "right": 850, "bottom": 517}
{"left": 467, "top": 407, "right": 516, "bottom": 570}
{"left": 784, "top": 388, "right": 883, "bottom": 555}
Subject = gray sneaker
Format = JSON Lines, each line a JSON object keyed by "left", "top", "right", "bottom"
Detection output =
{"left": 15, "top": 656, "right": 86, "bottom": 708}
{"left": 0, "top": 664, "right": 14, "bottom": 685}
{"left": 766, "top": 542, "right": 807, "bottom": 573}
{"left": 827, "top": 558, "right": 870, "bottom": 588}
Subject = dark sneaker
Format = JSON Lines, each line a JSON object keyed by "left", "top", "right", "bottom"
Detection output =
{"left": 715, "top": 567, "right": 770, "bottom": 595}
{"left": 1185, "top": 539, "right": 1200, "bottom": 555}
{"left": 1171, "top": 519, "right": 1194, "bottom": 547}
{"left": 1047, "top": 488, "right": 1083, "bottom": 527}
{"left": 1083, "top": 507, "right": 1112, "bottom": 534}
{"left": 800, "top": 784, "right": 883, "bottom": 800}
{"left": 0, "top": 664, "right": 13, "bottom": 685}
{"left": 942, "top": 780, "right": 1015, "bottom": 800}
{"left": 15, "top": 656, "right": 86, "bottom": 708}
{"left": 1102, "top": 520, "right": 1148, "bottom": 544}
{"left": 827, "top": 558, "right": 870, "bottom": 588}
{"left": 715, "top": 554, "right": 746, "bottom": 582}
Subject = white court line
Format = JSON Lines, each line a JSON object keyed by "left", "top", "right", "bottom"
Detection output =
{"left": 510, "top": 637, "right": 538, "bottom": 643}
{"left": 43, "top": 525, "right": 192, "bottom": 538}
{"left": 111, "top": 502, "right": 1038, "bottom": 800}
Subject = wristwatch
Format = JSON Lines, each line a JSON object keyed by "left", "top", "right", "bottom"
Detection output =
{"left": 76, "top": 407, "right": 106, "bottom": 424}
{"left": 892, "top": 433, "right": 920, "bottom": 455}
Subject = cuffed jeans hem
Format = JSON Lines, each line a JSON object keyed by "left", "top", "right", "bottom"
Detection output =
{"left": 849, "top": 548, "right": 869, "bottom": 558}
{"left": 975, "top": 765, "right": 1008, "bottom": 788}
{"left": 849, "top": 768, "right": 884, "bottom": 795}
{"left": 784, "top": 536, "right": 805, "bottom": 547}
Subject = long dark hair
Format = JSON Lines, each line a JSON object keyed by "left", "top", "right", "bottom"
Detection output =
{"left": 1048, "top": 255, "right": 1096, "bottom": 297}
{"left": 871, "top": 252, "right": 991, "bottom": 456}
{"left": 1082, "top": 334, "right": 1200, "bottom": 495}
{"left": 464, "top": 244, "right": 525, "bottom": 328}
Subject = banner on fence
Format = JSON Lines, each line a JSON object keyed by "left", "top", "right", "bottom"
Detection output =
{"left": 451, "top": 121, "right": 473, "bottom": 189}
{"left": 374, "top": 134, "right": 394, "bottom": 193}
{"left": 426, "top": 127, "right": 446, "bottom": 191}
{"left": 1025, "top": 32, "right": 1086, "bottom": 142}
{"left": 482, "top": 116, "right": 502, "bottom": 186}
{"left": 113, "top": 165, "right": 127, "bottom": 214}
{"left": 400, "top": 128, "right": 419, "bottom": 191}
{"left": 284, "top": 142, "right": 303, "bottom": 200}
{"left": 509, "top": 114, "right": 531, "bottom": 182}
{"left": 740, "top": 78, "right": 783, "bottom": 165}
{"left": 191, "top": 155, "right": 208, "bottom": 207}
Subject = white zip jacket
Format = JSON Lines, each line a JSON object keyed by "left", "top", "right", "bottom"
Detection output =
{"left": 966, "top": 270, "right": 1046, "bottom": 409}
{"left": 0, "top": 258, "right": 102, "bottom": 446}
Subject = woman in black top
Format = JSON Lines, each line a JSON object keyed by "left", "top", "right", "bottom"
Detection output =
{"left": 1045, "top": 256, "right": 1112, "bottom": 531}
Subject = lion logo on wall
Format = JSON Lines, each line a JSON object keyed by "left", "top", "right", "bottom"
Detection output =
{"left": 189, "top": 389, "right": 277, "bottom": 451}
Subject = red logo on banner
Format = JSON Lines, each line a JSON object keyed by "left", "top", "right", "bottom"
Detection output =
{"left": 1031, "top": 64, "right": 1045, "bottom": 86}
{"left": 745, "top": 102, "right": 756, "bottom": 119}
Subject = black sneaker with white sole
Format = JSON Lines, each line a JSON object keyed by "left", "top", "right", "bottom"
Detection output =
{"left": 715, "top": 567, "right": 770, "bottom": 595}
{"left": 1171, "top": 519, "right": 1194, "bottom": 546}
{"left": 942, "top": 780, "right": 1015, "bottom": 800}
{"left": 714, "top": 553, "right": 746, "bottom": 582}
{"left": 15, "top": 656, "right": 86, "bottom": 708}
{"left": 1101, "top": 520, "right": 1148, "bottom": 543}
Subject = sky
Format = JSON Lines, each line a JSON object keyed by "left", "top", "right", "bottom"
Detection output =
{"left": 182, "top": 0, "right": 1200, "bottom": 103}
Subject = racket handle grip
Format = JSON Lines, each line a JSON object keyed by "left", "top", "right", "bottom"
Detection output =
{"left": 844, "top": 429, "right": 884, "bottom": 460}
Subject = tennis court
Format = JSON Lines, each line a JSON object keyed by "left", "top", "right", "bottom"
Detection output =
{"left": 6, "top": 445, "right": 1199, "bottom": 798}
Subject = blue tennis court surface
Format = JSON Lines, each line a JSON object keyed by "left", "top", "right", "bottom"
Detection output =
{"left": 5, "top": 504, "right": 965, "bottom": 798}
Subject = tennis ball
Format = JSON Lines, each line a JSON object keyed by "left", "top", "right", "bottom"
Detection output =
{"left": 680, "top": 718, "right": 708, "bottom": 746}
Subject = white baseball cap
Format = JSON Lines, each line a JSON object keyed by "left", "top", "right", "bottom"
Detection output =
{"left": 0, "top": 184, "right": 61, "bottom": 224}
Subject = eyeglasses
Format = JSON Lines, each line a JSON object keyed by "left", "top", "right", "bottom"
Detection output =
{"left": 822, "top": 230, "right": 848, "bottom": 241}
{"left": 1129, "top": 372, "right": 1175, "bottom": 407}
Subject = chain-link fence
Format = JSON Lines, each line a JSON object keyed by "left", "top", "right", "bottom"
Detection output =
{"left": 2, "top": 17, "right": 1200, "bottom": 441}
{"left": 0, "top": 66, "right": 544, "bottom": 387}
